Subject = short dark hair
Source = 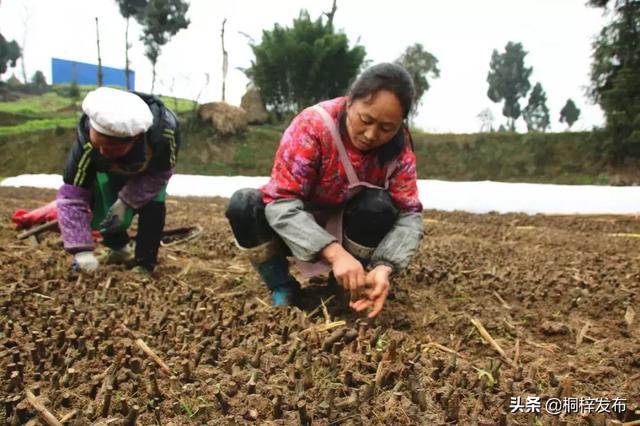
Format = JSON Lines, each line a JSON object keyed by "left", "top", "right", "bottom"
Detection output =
{"left": 339, "top": 63, "right": 415, "bottom": 166}
{"left": 348, "top": 63, "right": 415, "bottom": 119}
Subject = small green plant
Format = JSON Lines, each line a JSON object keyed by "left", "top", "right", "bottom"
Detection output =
{"left": 178, "top": 398, "right": 196, "bottom": 417}
{"left": 375, "top": 334, "right": 389, "bottom": 351}
{"left": 195, "top": 397, "right": 216, "bottom": 417}
{"left": 473, "top": 366, "right": 496, "bottom": 390}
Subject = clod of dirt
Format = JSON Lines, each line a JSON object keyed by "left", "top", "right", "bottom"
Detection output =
{"left": 540, "top": 321, "right": 570, "bottom": 336}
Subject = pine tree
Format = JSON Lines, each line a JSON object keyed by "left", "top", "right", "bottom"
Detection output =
{"left": 559, "top": 98, "right": 581, "bottom": 129}
{"left": 523, "top": 82, "right": 550, "bottom": 132}
{"left": 487, "top": 42, "right": 533, "bottom": 131}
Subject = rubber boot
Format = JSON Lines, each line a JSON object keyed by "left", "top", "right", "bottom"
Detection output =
{"left": 253, "top": 255, "right": 301, "bottom": 306}
{"left": 97, "top": 243, "right": 134, "bottom": 265}
{"left": 134, "top": 201, "right": 165, "bottom": 273}
{"left": 240, "top": 239, "right": 300, "bottom": 307}
{"left": 343, "top": 235, "right": 375, "bottom": 268}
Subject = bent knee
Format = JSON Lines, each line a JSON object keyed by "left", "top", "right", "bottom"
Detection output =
{"left": 226, "top": 188, "right": 264, "bottom": 220}
{"left": 345, "top": 188, "right": 398, "bottom": 222}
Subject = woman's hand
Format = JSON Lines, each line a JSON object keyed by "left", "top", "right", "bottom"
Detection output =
{"left": 349, "top": 264, "right": 392, "bottom": 318}
{"left": 322, "top": 242, "right": 366, "bottom": 291}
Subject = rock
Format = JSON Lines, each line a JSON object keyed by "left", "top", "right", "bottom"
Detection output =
{"left": 540, "top": 321, "right": 570, "bottom": 336}
{"left": 198, "top": 101, "right": 248, "bottom": 136}
{"left": 240, "top": 86, "right": 269, "bottom": 124}
{"left": 243, "top": 409, "right": 259, "bottom": 421}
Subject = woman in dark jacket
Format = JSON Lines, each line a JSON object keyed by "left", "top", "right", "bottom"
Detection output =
{"left": 57, "top": 87, "right": 180, "bottom": 275}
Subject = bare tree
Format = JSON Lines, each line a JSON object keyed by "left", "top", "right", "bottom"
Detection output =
{"left": 193, "top": 72, "right": 210, "bottom": 112}
{"left": 477, "top": 108, "right": 495, "bottom": 132}
{"left": 324, "top": 0, "right": 337, "bottom": 27}
{"left": 140, "top": 0, "right": 190, "bottom": 93}
{"left": 115, "top": 0, "right": 147, "bottom": 91}
{"left": 170, "top": 76, "right": 178, "bottom": 110}
{"left": 20, "top": 1, "right": 29, "bottom": 83}
{"left": 125, "top": 16, "right": 132, "bottom": 89}
{"left": 221, "top": 18, "right": 228, "bottom": 101}
{"left": 237, "top": 31, "right": 255, "bottom": 44}
{"left": 96, "top": 17, "right": 103, "bottom": 86}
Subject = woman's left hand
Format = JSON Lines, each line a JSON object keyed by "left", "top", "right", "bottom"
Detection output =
{"left": 349, "top": 264, "right": 392, "bottom": 318}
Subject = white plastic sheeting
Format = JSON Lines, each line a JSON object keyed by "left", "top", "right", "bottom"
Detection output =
{"left": 1, "top": 173, "right": 639, "bottom": 215}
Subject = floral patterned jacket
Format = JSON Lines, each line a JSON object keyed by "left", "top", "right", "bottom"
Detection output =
{"left": 261, "top": 97, "right": 423, "bottom": 272}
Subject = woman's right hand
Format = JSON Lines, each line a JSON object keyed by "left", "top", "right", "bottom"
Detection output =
{"left": 322, "top": 242, "right": 366, "bottom": 291}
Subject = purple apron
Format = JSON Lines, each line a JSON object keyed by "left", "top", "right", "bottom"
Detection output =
{"left": 294, "top": 106, "right": 398, "bottom": 278}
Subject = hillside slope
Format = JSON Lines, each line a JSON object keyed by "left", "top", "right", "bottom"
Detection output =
{"left": 1, "top": 87, "right": 634, "bottom": 184}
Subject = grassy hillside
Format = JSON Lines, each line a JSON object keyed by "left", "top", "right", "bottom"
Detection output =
{"left": 0, "top": 86, "right": 631, "bottom": 184}
{"left": 175, "top": 119, "right": 286, "bottom": 176}
{"left": 0, "top": 85, "right": 197, "bottom": 135}
{"left": 412, "top": 131, "right": 610, "bottom": 184}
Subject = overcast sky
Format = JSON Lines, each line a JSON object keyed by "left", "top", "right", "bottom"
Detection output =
{"left": 0, "top": 0, "right": 609, "bottom": 133}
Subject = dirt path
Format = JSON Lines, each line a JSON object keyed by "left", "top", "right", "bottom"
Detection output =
{"left": 0, "top": 187, "right": 638, "bottom": 425}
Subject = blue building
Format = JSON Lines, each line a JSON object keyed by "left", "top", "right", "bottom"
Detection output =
{"left": 51, "top": 58, "right": 135, "bottom": 89}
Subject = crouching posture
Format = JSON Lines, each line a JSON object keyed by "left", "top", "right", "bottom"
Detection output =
{"left": 57, "top": 87, "right": 180, "bottom": 274}
{"left": 226, "top": 63, "right": 423, "bottom": 317}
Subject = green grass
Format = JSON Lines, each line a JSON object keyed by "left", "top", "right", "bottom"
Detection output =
{"left": 232, "top": 125, "right": 284, "bottom": 173}
{"left": 177, "top": 398, "right": 196, "bottom": 417}
{"left": 0, "top": 86, "right": 197, "bottom": 137}
{"left": 411, "top": 130, "right": 609, "bottom": 184}
{"left": 0, "top": 127, "right": 75, "bottom": 175}
{"left": 0, "top": 92, "right": 76, "bottom": 115}
{"left": 175, "top": 122, "right": 284, "bottom": 176}
{"left": 0, "top": 86, "right": 198, "bottom": 116}
{"left": 158, "top": 96, "right": 198, "bottom": 114}
{"left": 0, "top": 117, "right": 78, "bottom": 135}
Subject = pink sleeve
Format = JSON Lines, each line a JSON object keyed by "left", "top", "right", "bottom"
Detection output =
{"left": 388, "top": 145, "right": 423, "bottom": 213}
{"left": 261, "top": 109, "right": 324, "bottom": 204}
{"left": 119, "top": 168, "right": 173, "bottom": 209}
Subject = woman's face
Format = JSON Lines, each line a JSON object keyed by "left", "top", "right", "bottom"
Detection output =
{"left": 346, "top": 90, "right": 404, "bottom": 151}
{"left": 89, "top": 127, "right": 139, "bottom": 159}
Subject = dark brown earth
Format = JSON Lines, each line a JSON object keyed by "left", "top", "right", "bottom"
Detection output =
{"left": 0, "top": 187, "right": 639, "bottom": 425}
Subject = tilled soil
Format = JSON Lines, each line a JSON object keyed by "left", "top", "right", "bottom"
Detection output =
{"left": 0, "top": 187, "right": 638, "bottom": 425}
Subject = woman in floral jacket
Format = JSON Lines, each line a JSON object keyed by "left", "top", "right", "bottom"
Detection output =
{"left": 226, "top": 63, "right": 423, "bottom": 318}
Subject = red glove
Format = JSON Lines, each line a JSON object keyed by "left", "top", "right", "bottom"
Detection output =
{"left": 12, "top": 201, "right": 58, "bottom": 229}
